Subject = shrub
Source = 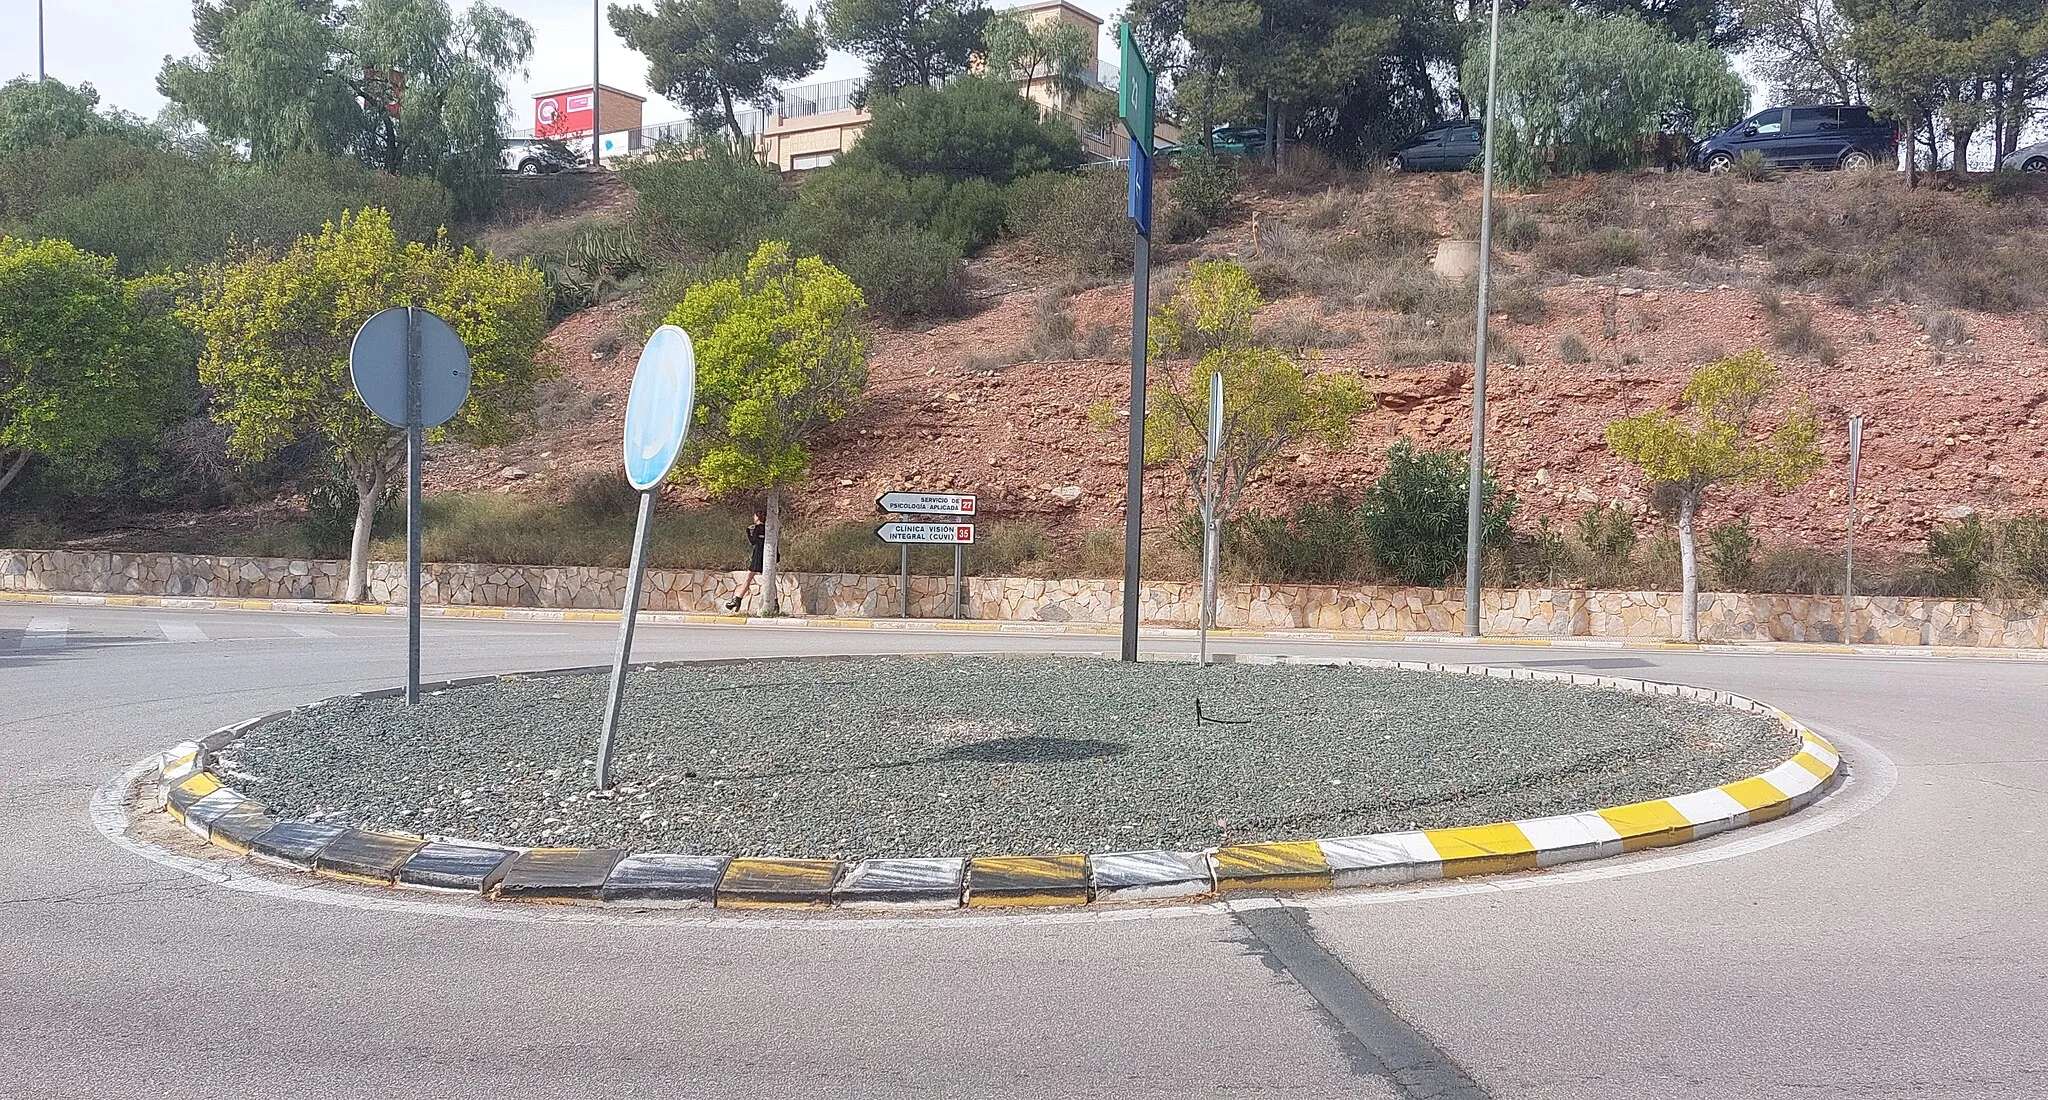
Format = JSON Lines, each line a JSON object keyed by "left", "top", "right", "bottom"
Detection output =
{"left": 1923, "top": 311, "right": 1966, "bottom": 347}
{"left": 1770, "top": 305, "right": 1839, "bottom": 365}
{"left": 1495, "top": 209, "right": 1541, "bottom": 251}
{"left": 1575, "top": 503, "right": 1637, "bottom": 584}
{"left": 1169, "top": 153, "right": 1236, "bottom": 223}
{"left": 1752, "top": 544, "right": 1842, "bottom": 595}
{"left": 1558, "top": 332, "right": 1591, "bottom": 363}
{"left": 1359, "top": 440, "right": 1516, "bottom": 586}
{"left": 1997, "top": 514, "right": 2048, "bottom": 589}
{"left": 1076, "top": 528, "right": 1124, "bottom": 576}
{"left": 854, "top": 76, "right": 1084, "bottom": 187}
{"left": 1021, "top": 166, "right": 1133, "bottom": 276}
{"left": 1927, "top": 513, "right": 1992, "bottom": 595}
{"left": 1730, "top": 150, "right": 1775, "bottom": 181}
{"left": 620, "top": 137, "right": 788, "bottom": 266}
{"left": 831, "top": 226, "right": 964, "bottom": 320}
{"left": 1494, "top": 276, "right": 1548, "bottom": 324}
{"left": 1707, "top": 518, "right": 1755, "bottom": 589}
{"left": 1230, "top": 496, "right": 1374, "bottom": 582}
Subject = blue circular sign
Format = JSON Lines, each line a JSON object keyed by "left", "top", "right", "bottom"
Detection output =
{"left": 622, "top": 325, "right": 696, "bottom": 491}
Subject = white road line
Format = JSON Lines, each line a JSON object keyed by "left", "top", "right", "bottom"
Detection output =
{"left": 19, "top": 616, "right": 67, "bottom": 650}
{"left": 159, "top": 621, "right": 209, "bottom": 644}
{"left": 89, "top": 728, "right": 1896, "bottom": 934}
{"left": 287, "top": 626, "right": 338, "bottom": 639}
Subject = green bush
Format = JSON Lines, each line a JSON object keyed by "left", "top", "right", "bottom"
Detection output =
{"left": 1169, "top": 153, "right": 1236, "bottom": 223}
{"left": 1730, "top": 150, "right": 1775, "bottom": 181}
{"left": 1927, "top": 513, "right": 1992, "bottom": 595}
{"left": 1998, "top": 514, "right": 2048, "bottom": 589}
{"left": 1495, "top": 209, "right": 1541, "bottom": 251}
{"left": 1577, "top": 503, "right": 1637, "bottom": 566}
{"left": 831, "top": 226, "right": 964, "bottom": 319}
{"left": 1231, "top": 496, "right": 1374, "bottom": 582}
{"left": 1, "top": 141, "right": 451, "bottom": 275}
{"left": 855, "top": 76, "right": 1084, "bottom": 187}
{"left": 1707, "top": 518, "right": 1755, "bottom": 589}
{"left": 1019, "top": 166, "right": 1133, "bottom": 276}
{"left": 620, "top": 137, "right": 789, "bottom": 266}
{"left": 1358, "top": 440, "right": 1516, "bottom": 586}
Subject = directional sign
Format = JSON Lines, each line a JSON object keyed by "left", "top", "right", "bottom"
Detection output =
{"left": 1118, "top": 22, "right": 1155, "bottom": 156}
{"left": 622, "top": 325, "right": 696, "bottom": 490}
{"left": 349, "top": 307, "right": 471, "bottom": 429}
{"left": 877, "top": 491, "right": 976, "bottom": 516}
{"left": 878, "top": 522, "right": 975, "bottom": 545}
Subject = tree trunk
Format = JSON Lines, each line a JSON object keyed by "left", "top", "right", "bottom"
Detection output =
{"left": 0, "top": 448, "right": 29, "bottom": 499}
{"left": 345, "top": 461, "right": 386, "bottom": 604}
{"left": 761, "top": 490, "right": 783, "bottom": 616}
{"left": 1951, "top": 128, "right": 1972, "bottom": 174}
{"left": 1677, "top": 489, "right": 1700, "bottom": 644}
{"left": 720, "top": 88, "right": 748, "bottom": 154}
{"left": 1262, "top": 98, "right": 1277, "bottom": 164}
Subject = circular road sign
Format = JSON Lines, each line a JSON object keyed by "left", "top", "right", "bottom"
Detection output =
{"left": 348, "top": 307, "right": 472, "bottom": 429}
{"left": 622, "top": 325, "right": 696, "bottom": 491}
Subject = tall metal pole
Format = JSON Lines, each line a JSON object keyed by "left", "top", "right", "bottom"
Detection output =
{"left": 1122, "top": 215, "right": 1151, "bottom": 661}
{"left": 1200, "top": 370, "right": 1222, "bottom": 667}
{"left": 37, "top": 0, "right": 46, "bottom": 82}
{"left": 590, "top": 0, "right": 601, "bottom": 167}
{"left": 1463, "top": 0, "right": 1504, "bottom": 638}
{"left": 596, "top": 489, "right": 655, "bottom": 790}
{"left": 900, "top": 544, "right": 910, "bottom": 618}
{"left": 953, "top": 543, "right": 964, "bottom": 619}
{"left": 404, "top": 308, "right": 423, "bottom": 705}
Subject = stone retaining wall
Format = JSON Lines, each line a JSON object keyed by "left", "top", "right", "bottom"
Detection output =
{"left": 4, "top": 547, "right": 2043, "bottom": 647}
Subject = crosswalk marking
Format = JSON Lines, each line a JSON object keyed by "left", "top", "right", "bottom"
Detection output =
{"left": 159, "top": 620, "right": 208, "bottom": 643}
{"left": 288, "top": 625, "right": 338, "bottom": 639}
{"left": 19, "top": 617, "right": 67, "bottom": 650}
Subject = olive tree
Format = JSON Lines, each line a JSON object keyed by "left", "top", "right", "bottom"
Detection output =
{"left": 1607, "top": 350, "right": 1822, "bottom": 643}
{"left": 661, "top": 241, "right": 867, "bottom": 615}
{"left": 181, "top": 208, "right": 551, "bottom": 601}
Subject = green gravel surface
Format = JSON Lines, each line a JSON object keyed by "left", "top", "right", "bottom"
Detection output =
{"left": 219, "top": 655, "right": 1801, "bottom": 859}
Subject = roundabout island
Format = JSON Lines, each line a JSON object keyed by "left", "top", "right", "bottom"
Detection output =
{"left": 156, "top": 652, "right": 1843, "bottom": 911}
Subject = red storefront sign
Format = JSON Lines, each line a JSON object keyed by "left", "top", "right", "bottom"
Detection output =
{"left": 535, "top": 90, "right": 595, "bottom": 137}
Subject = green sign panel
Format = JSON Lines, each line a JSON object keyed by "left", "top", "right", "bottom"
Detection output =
{"left": 1118, "top": 22, "right": 1155, "bottom": 156}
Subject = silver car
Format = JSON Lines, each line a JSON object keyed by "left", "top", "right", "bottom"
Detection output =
{"left": 2003, "top": 140, "right": 2048, "bottom": 174}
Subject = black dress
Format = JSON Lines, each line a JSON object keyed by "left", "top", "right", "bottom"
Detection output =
{"left": 746, "top": 522, "right": 766, "bottom": 572}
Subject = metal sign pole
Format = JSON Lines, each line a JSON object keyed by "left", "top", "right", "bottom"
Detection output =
{"left": 1847, "top": 414, "right": 1863, "bottom": 605}
{"left": 1464, "top": 0, "right": 1504, "bottom": 639}
{"left": 953, "top": 543, "right": 964, "bottom": 619}
{"left": 404, "top": 307, "right": 423, "bottom": 706}
{"left": 1122, "top": 192, "right": 1151, "bottom": 662}
{"left": 1200, "top": 370, "right": 1222, "bottom": 667}
{"left": 900, "top": 543, "right": 910, "bottom": 618}
{"left": 596, "top": 489, "right": 655, "bottom": 790}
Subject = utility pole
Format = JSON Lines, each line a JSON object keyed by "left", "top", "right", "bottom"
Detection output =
{"left": 38, "top": 0, "right": 47, "bottom": 81}
{"left": 1463, "top": 0, "right": 1503, "bottom": 637}
{"left": 590, "top": 0, "right": 601, "bottom": 167}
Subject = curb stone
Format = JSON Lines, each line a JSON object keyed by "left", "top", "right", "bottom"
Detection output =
{"left": 7, "top": 587, "right": 2043, "bottom": 661}
{"left": 140, "top": 655, "right": 1847, "bottom": 914}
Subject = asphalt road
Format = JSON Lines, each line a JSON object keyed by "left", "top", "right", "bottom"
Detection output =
{"left": 3, "top": 604, "right": 2044, "bottom": 1099}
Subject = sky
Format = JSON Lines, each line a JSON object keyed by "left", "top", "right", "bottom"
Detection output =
{"left": 1, "top": 0, "right": 1126, "bottom": 130}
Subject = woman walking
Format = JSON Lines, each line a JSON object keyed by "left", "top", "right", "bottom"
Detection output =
{"left": 726, "top": 510, "right": 766, "bottom": 613}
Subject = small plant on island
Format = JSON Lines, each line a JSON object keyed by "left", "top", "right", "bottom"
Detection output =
{"left": 1606, "top": 349, "right": 1822, "bottom": 642}
{"left": 661, "top": 240, "right": 868, "bottom": 615}
{"left": 1144, "top": 261, "right": 1372, "bottom": 615}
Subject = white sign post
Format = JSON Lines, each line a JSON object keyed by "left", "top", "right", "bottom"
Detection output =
{"left": 878, "top": 518, "right": 975, "bottom": 619}
{"left": 595, "top": 325, "right": 695, "bottom": 791}
{"left": 348, "top": 306, "right": 471, "bottom": 706}
{"left": 1200, "top": 370, "right": 1223, "bottom": 667}
{"left": 1846, "top": 414, "right": 1863, "bottom": 608}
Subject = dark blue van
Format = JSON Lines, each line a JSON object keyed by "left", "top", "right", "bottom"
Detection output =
{"left": 1694, "top": 105, "right": 1898, "bottom": 172}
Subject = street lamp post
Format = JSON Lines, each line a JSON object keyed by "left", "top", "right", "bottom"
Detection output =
{"left": 591, "top": 0, "right": 601, "bottom": 166}
{"left": 1463, "top": 0, "right": 1504, "bottom": 638}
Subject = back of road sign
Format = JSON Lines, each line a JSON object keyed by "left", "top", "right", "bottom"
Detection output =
{"left": 349, "top": 307, "right": 471, "bottom": 429}
{"left": 622, "top": 325, "right": 696, "bottom": 490}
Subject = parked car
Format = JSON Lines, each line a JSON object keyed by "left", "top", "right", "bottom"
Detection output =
{"left": 500, "top": 137, "right": 581, "bottom": 175}
{"left": 1388, "top": 120, "right": 1484, "bottom": 172}
{"left": 1695, "top": 105, "right": 1898, "bottom": 172}
{"left": 2003, "top": 140, "right": 2048, "bottom": 174}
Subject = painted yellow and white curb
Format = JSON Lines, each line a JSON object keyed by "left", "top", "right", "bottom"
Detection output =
{"left": 146, "top": 656, "right": 1843, "bottom": 913}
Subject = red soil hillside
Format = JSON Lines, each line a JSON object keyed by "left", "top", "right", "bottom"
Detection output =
{"left": 432, "top": 168, "right": 2048, "bottom": 559}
